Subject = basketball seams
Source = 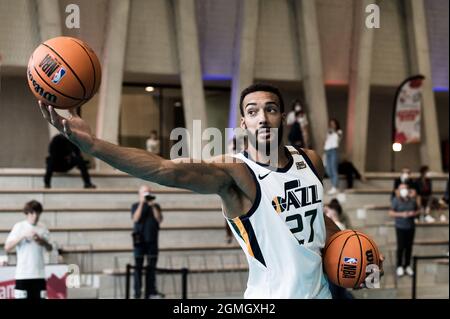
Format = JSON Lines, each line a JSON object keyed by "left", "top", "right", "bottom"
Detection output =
{"left": 358, "top": 233, "right": 381, "bottom": 266}
{"left": 324, "top": 229, "right": 352, "bottom": 251}
{"left": 353, "top": 231, "right": 364, "bottom": 288}
{"left": 32, "top": 65, "right": 84, "bottom": 102}
{"left": 69, "top": 38, "right": 96, "bottom": 99}
{"left": 336, "top": 233, "right": 357, "bottom": 287}
{"left": 41, "top": 43, "right": 87, "bottom": 98}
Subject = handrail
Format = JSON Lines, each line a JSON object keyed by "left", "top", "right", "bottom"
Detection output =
{"left": 412, "top": 255, "right": 449, "bottom": 299}
{"left": 125, "top": 263, "right": 189, "bottom": 299}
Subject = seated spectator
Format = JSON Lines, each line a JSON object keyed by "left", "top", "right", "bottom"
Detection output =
{"left": 324, "top": 198, "right": 352, "bottom": 230}
{"left": 338, "top": 159, "right": 365, "bottom": 189}
{"left": 424, "top": 197, "right": 447, "bottom": 223}
{"left": 439, "top": 180, "right": 449, "bottom": 208}
{"left": 389, "top": 183, "right": 420, "bottom": 277}
{"left": 44, "top": 134, "right": 96, "bottom": 189}
{"left": 415, "top": 165, "right": 433, "bottom": 213}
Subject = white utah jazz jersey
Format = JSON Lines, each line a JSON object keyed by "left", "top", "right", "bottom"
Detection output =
{"left": 225, "top": 146, "right": 331, "bottom": 299}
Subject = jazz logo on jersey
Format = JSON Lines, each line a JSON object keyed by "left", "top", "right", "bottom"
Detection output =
{"left": 344, "top": 257, "right": 358, "bottom": 264}
{"left": 271, "top": 179, "right": 321, "bottom": 214}
{"left": 38, "top": 54, "right": 66, "bottom": 84}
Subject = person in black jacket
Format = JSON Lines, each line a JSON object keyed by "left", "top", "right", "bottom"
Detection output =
{"left": 415, "top": 166, "right": 433, "bottom": 210}
{"left": 44, "top": 134, "right": 95, "bottom": 188}
{"left": 131, "top": 185, "right": 164, "bottom": 299}
{"left": 288, "top": 111, "right": 305, "bottom": 148}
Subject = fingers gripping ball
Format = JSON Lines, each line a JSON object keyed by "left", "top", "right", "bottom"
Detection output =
{"left": 323, "top": 230, "right": 381, "bottom": 288}
{"left": 27, "top": 36, "right": 102, "bottom": 109}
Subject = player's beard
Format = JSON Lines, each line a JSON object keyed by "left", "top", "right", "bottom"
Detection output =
{"left": 255, "top": 124, "right": 284, "bottom": 162}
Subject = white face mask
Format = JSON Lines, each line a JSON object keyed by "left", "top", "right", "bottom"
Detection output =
{"left": 400, "top": 173, "right": 410, "bottom": 182}
{"left": 399, "top": 188, "right": 409, "bottom": 198}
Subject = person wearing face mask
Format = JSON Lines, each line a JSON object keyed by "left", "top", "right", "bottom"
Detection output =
{"left": 389, "top": 183, "right": 420, "bottom": 277}
{"left": 4, "top": 200, "right": 52, "bottom": 299}
{"left": 392, "top": 168, "right": 417, "bottom": 199}
{"left": 287, "top": 99, "right": 310, "bottom": 149}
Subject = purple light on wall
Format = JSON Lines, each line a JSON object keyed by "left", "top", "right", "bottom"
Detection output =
{"left": 202, "top": 74, "right": 232, "bottom": 81}
{"left": 433, "top": 86, "right": 449, "bottom": 92}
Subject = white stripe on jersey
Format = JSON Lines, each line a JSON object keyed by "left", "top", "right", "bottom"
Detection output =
{"left": 224, "top": 146, "right": 331, "bottom": 299}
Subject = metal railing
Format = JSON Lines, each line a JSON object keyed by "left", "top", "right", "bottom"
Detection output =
{"left": 412, "top": 255, "right": 449, "bottom": 299}
{"left": 125, "top": 264, "right": 189, "bottom": 299}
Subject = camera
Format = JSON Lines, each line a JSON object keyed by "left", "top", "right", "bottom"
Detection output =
{"left": 143, "top": 192, "right": 155, "bottom": 201}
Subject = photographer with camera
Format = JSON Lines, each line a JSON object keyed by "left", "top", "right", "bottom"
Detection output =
{"left": 131, "top": 185, "right": 164, "bottom": 299}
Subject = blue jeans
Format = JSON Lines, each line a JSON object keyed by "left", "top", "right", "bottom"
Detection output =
{"left": 326, "top": 148, "right": 339, "bottom": 188}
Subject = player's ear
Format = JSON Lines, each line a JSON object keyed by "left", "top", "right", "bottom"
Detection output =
{"left": 281, "top": 112, "right": 287, "bottom": 125}
{"left": 240, "top": 117, "right": 247, "bottom": 130}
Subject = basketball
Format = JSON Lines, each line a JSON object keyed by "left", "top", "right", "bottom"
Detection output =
{"left": 323, "top": 230, "right": 381, "bottom": 289}
{"left": 26, "top": 36, "right": 101, "bottom": 109}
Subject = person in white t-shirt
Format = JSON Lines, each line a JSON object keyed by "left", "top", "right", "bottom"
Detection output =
{"left": 146, "top": 130, "right": 161, "bottom": 155}
{"left": 4, "top": 200, "right": 52, "bottom": 299}
{"left": 324, "top": 119, "right": 343, "bottom": 195}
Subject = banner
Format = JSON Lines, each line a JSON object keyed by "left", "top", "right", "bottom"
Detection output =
{"left": 0, "top": 264, "right": 68, "bottom": 299}
{"left": 393, "top": 75, "right": 425, "bottom": 144}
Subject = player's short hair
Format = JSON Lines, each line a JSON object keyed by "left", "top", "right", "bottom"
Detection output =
{"left": 239, "top": 83, "right": 285, "bottom": 116}
{"left": 24, "top": 200, "right": 43, "bottom": 215}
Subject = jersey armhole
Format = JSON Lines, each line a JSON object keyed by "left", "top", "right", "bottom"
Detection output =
{"left": 223, "top": 162, "right": 261, "bottom": 221}
{"left": 292, "top": 146, "right": 323, "bottom": 185}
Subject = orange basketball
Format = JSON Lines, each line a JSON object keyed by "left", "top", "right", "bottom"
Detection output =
{"left": 27, "top": 36, "right": 102, "bottom": 109}
{"left": 323, "top": 230, "right": 381, "bottom": 289}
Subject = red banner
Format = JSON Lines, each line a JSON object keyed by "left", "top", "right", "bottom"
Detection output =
{"left": 393, "top": 75, "right": 425, "bottom": 144}
{"left": 0, "top": 265, "right": 68, "bottom": 299}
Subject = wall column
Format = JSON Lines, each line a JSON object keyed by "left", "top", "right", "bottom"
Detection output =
{"left": 405, "top": 0, "right": 442, "bottom": 172}
{"left": 174, "top": 0, "right": 207, "bottom": 160}
{"left": 345, "top": 0, "right": 375, "bottom": 172}
{"left": 228, "top": 0, "right": 259, "bottom": 130}
{"left": 95, "top": 0, "right": 130, "bottom": 171}
{"left": 294, "top": 0, "right": 329, "bottom": 154}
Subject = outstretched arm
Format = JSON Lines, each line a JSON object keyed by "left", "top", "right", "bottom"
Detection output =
{"left": 39, "top": 102, "right": 234, "bottom": 195}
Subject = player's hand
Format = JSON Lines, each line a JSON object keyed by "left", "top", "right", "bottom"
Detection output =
{"left": 38, "top": 101, "right": 96, "bottom": 153}
{"left": 379, "top": 253, "right": 385, "bottom": 277}
{"left": 356, "top": 253, "right": 385, "bottom": 289}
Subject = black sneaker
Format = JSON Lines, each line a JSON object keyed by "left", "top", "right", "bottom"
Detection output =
{"left": 84, "top": 184, "right": 97, "bottom": 189}
{"left": 44, "top": 184, "right": 51, "bottom": 189}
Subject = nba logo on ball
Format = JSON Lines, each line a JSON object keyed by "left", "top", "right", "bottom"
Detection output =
{"left": 51, "top": 67, "right": 66, "bottom": 84}
{"left": 344, "top": 257, "right": 358, "bottom": 264}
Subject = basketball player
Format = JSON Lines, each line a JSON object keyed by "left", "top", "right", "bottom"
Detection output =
{"left": 38, "top": 83, "right": 381, "bottom": 298}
